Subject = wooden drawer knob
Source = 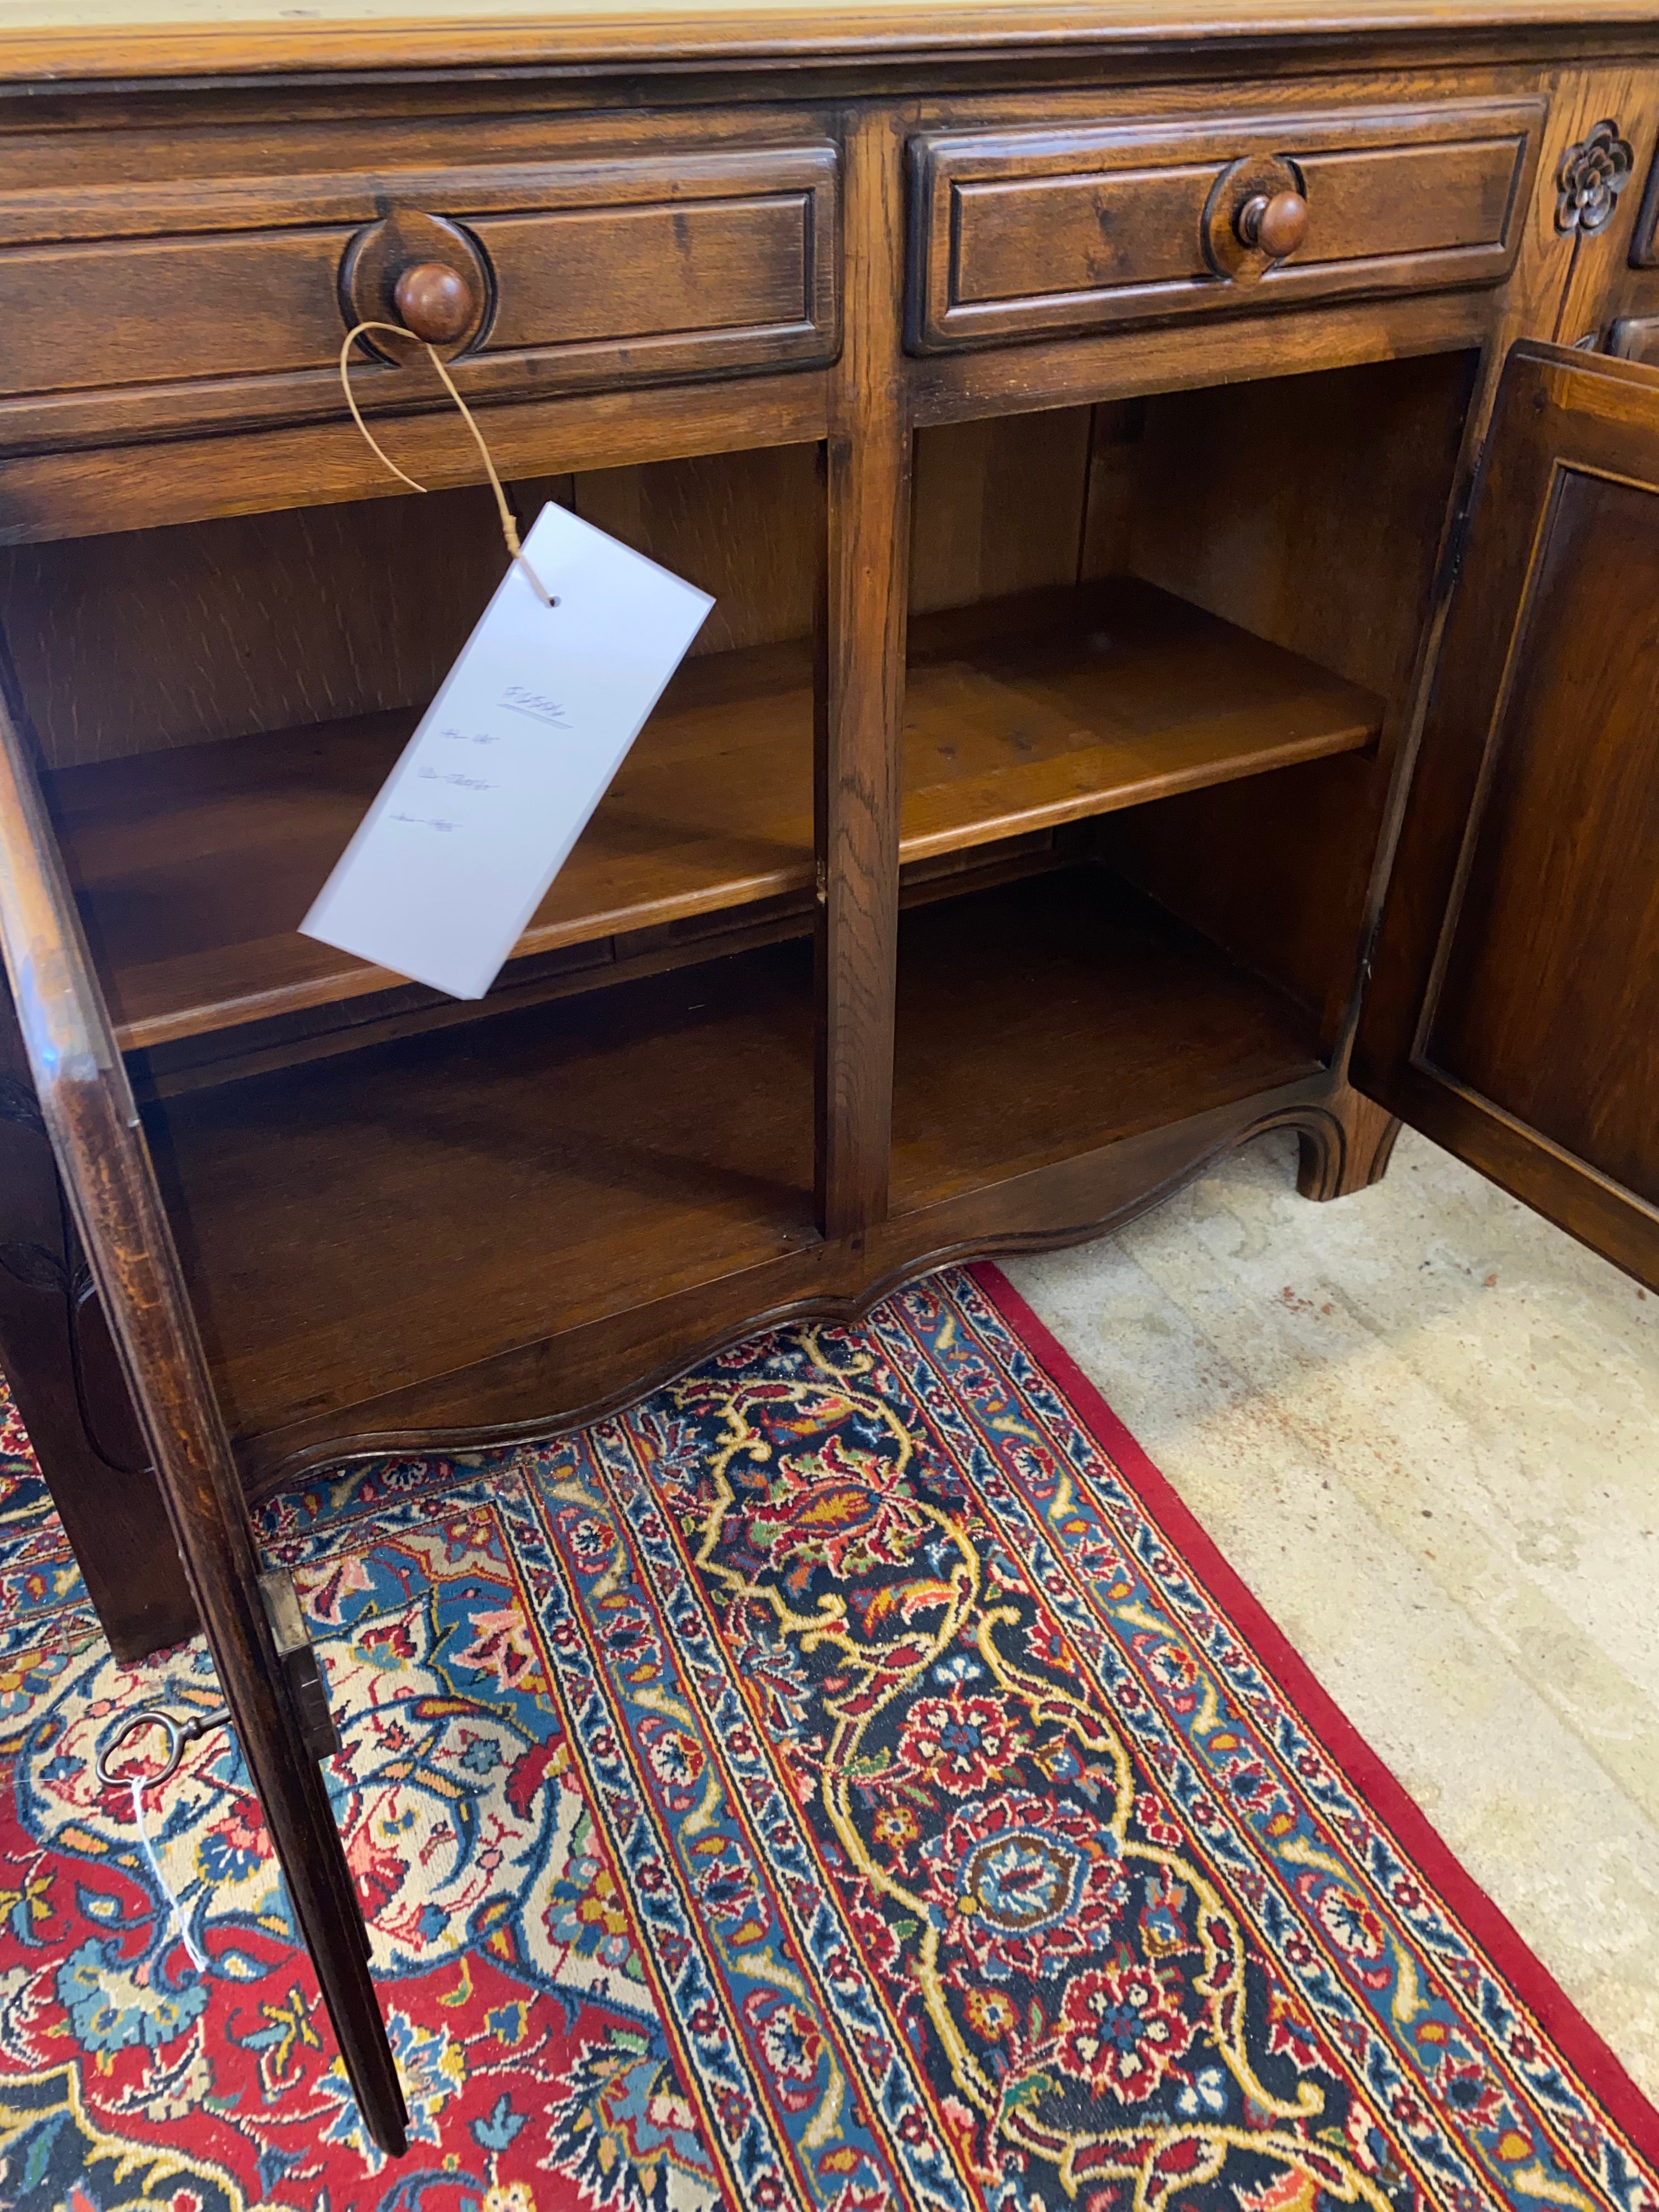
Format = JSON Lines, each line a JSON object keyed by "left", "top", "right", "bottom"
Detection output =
{"left": 1235, "top": 189, "right": 1308, "bottom": 259}
{"left": 393, "top": 261, "right": 478, "bottom": 344}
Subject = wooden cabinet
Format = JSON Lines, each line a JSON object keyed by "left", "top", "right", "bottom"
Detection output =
{"left": 0, "top": 0, "right": 1656, "bottom": 2157}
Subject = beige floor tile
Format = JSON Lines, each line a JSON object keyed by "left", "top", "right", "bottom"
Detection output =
{"left": 1005, "top": 1126, "right": 1659, "bottom": 2100}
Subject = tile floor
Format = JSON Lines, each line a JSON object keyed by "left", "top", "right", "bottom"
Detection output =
{"left": 1007, "top": 1125, "right": 1659, "bottom": 2101}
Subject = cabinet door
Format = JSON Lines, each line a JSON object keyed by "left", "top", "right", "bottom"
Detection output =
{"left": 1353, "top": 341, "right": 1659, "bottom": 1290}
{"left": 0, "top": 689, "right": 409, "bottom": 2154}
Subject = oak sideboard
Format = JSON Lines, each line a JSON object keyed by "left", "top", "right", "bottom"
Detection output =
{"left": 0, "top": 0, "right": 1655, "bottom": 2146}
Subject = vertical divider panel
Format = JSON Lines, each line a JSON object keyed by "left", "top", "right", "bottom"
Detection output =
{"left": 815, "top": 101, "right": 913, "bottom": 1241}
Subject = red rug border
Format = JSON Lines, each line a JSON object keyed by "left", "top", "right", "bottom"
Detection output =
{"left": 966, "top": 1258, "right": 1659, "bottom": 2169}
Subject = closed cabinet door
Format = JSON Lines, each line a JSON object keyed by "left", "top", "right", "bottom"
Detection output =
{"left": 1353, "top": 341, "right": 1659, "bottom": 1290}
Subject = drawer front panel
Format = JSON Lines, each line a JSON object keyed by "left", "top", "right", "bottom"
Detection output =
{"left": 909, "top": 99, "right": 1544, "bottom": 352}
{"left": 4, "top": 231, "right": 359, "bottom": 396}
{"left": 1288, "top": 138, "right": 1533, "bottom": 263}
{"left": 0, "top": 140, "right": 839, "bottom": 454}
{"left": 476, "top": 194, "right": 815, "bottom": 352}
{"left": 954, "top": 168, "right": 1214, "bottom": 303}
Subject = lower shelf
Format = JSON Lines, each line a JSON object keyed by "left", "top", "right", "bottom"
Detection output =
{"left": 150, "top": 862, "right": 1325, "bottom": 1452}
{"left": 147, "top": 941, "right": 819, "bottom": 1442}
{"left": 891, "top": 868, "right": 1327, "bottom": 1211}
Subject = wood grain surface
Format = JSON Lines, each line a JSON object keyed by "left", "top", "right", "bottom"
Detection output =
{"left": 1356, "top": 342, "right": 1659, "bottom": 1289}
{"left": 815, "top": 103, "right": 910, "bottom": 1242}
{"left": 0, "top": 0, "right": 1652, "bottom": 84}
{"left": 0, "top": 684, "right": 409, "bottom": 2154}
{"left": 909, "top": 97, "right": 1543, "bottom": 351}
{"left": 47, "top": 578, "right": 1378, "bottom": 1053}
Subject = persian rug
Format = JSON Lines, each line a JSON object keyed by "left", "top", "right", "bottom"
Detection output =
{"left": 0, "top": 1264, "right": 1652, "bottom": 2212}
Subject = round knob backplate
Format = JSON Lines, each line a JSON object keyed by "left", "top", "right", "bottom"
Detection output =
{"left": 1202, "top": 155, "right": 1309, "bottom": 285}
{"left": 338, "top": 208, "right": 492, "bottom": 363}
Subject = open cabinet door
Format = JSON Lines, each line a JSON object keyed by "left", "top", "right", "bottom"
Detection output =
{"left": 0, "top": 690, "right": 409, "bottom": 2155}
{"left": 1353, "top": 341, "right": 1659, "bottom": 1291}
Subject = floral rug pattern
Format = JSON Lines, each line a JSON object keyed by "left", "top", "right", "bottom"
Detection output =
{"left": 0, "top": 1266, "right": 1652, "bottom": 2211}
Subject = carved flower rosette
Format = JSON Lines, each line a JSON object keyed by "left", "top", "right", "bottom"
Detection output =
{"left": 1556, "top": 119, "right": 1634, "bottom": 235}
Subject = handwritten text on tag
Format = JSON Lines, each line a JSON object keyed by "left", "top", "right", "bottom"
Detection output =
{"left": 301, "top": 501, "right": 713, "bottom": 1000}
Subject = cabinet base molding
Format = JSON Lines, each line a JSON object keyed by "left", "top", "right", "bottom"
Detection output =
{"left": 234, "top": 1066, "right": 1346, "bottom": 1502}
{"left": 1294, "top": 1083, "right": 1404, "bottom": 1202}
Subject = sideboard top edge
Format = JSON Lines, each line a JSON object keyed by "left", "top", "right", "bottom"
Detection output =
{"left": 0, "top": 0, "right": 1652, "bottom": 87}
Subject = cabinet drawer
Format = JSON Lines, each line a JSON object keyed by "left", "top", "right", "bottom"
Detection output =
{"left": 907, "top": 99, "right": 1544, "bottom": 352}
{"left": 0, "top": 140, "right": 840, "bottom": 454}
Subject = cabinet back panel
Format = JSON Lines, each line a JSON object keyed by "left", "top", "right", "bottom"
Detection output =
{"left": 1125, "top": 352, "right": 1476, "bottom": 701}
{"left": 571, "top": 443, "right": 820, "bottom": 657}
{"left": 0, "top": 445, "right": 821, "bottom": 768}
{"left": 0, "top": 484, "right": 508, "bottom": 768}
{"left": 1101, "top": 348, "right": 1476, "bottom": 1031}
{"left": 909, "top": 407, "right": 1094, "bottom": 613}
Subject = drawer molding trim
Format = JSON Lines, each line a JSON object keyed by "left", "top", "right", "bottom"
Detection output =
{"left": 907, "top": 98, "right": 1545, "bottom": 352}
{"left": 0, "top": 142, "right": 841, "bottom": 456}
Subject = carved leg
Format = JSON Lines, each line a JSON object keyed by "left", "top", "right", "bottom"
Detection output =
{"left": 1295, "top": 1080, "right": 1403, "bottom": 1203}
{"left": 0, "top": 1018, "right": 197, "bottom": 1660}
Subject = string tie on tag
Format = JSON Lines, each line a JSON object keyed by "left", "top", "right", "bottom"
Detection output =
{"left": 131, "top": 1772, "right": 208, "bottom": 1973}
{"left": 339, "top": 323, "right": 556, "bottom": 608}
{"left": 97, "top": 1707, "right": 230, "bottom": 1975}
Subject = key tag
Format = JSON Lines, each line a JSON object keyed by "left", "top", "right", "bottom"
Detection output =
{"left": 302, "top": 321, "right": 713, "bottom": 1001}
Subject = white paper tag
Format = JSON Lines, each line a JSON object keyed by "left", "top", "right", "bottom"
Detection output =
{"left": 300, "top": 501, "right": 713, "bottom": 1001}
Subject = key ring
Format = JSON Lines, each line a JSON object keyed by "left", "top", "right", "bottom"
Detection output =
{"left": 95, "top": 1706, "right": 230, "bottom": 1790}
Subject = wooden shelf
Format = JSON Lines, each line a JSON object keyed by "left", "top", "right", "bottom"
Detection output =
{"left": 901, "top": 579, "right": 1381, "bottom": 863}
{"left": 891, "top": 867, "right": 1325, "bottom": 1210}
{"left": 50, "top": 637, "right": 817, "bottom": 1054}
{"left": 147, "top": 940, "right": 819, "bottom": 1443}
{"left": 50, "top": 578, "right": 1380, "bottom": 1054}
{"left": 150, "top": 862, "right": 1318, "bottom": 1447}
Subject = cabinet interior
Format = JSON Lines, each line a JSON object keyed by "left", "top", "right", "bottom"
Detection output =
{"left": 0, "top": 346, "right": 1474, "bottom": 1449}
{"left": 888, "top": 347, "right": 1475, "bottom": 1206}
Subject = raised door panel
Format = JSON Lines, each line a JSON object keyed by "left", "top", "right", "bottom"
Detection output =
{"left": 1353, "top": 341, "right": 1659, "bottom": 1288}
